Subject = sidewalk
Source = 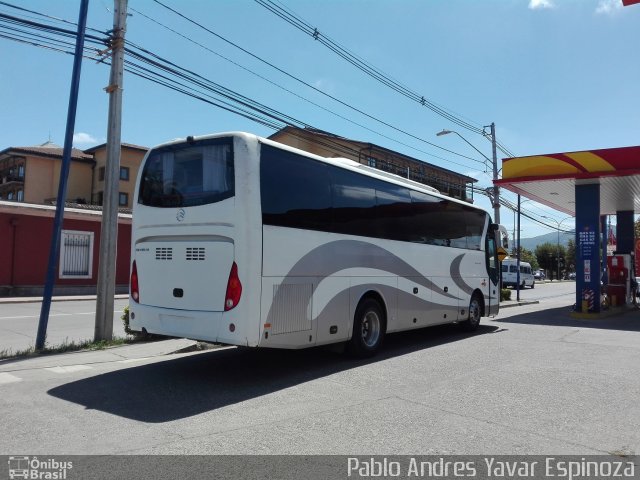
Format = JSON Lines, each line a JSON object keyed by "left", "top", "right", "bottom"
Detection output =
{"left": 0, "top": 337, "right": 200, "bottom": 372}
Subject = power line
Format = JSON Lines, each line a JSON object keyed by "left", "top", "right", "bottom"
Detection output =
{"left": 148, "top": 0, "right": 487, "bottom": 168}
{"left": 0, "top": 8, "right": 484, "bottom": 191}
{"left": 255, "top": 0, "right": 524, "bottom": 160}
{"left": 129, "top": 6, "right": 484, "bottom": 168}
{"left": 255, "top": 0, "right": 486, "bottom": 135}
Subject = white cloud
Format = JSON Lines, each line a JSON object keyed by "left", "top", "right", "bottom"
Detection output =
{"left": 595, "top": 0, "right": 623, "bottom": 15}
{"left": 528, "top": 0, "right": 555, "bottom": 9}
{"left": 72, "top": 132, "right": 99, "bottom": 146}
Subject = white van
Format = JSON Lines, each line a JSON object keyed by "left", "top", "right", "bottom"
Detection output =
{"left": 501, "top": 258, "right": 535, "bottom": 289}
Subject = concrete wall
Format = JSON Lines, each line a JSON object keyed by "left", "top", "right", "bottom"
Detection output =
{"left": 0, "top": 203, "right": 131, "bottom": 296}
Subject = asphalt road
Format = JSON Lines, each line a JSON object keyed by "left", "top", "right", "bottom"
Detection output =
{"left": 0, "top": 299, "right": 129, "bottom": 354}
{"left": 506, "top": 280, "right": 577, "bottom": 302}
{"left": 1, "top": 287, "right": 639, "bottom": 456}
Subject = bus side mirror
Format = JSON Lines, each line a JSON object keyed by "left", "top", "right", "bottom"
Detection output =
{"left": 491, "top": 223, "right": 509, "bottom": 249}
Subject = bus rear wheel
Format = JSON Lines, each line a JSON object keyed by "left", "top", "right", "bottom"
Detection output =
{"left": 348, "top": 298, "right": 385, "bottom": 357}
{"left": 460, "top": 294, "right": 482, "bottom": 332}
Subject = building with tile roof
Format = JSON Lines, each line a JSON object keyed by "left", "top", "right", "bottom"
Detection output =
{"left": 0, "top": 140, "right": 148, "bottom": 208}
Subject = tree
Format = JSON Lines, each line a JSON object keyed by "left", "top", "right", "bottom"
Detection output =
{"left": 511, "top": 246, "right": 539, "bottom": 271}
{"left": 566, "top": 238, "right": 576, "bottom": 273}
{"left": 535, "top": 242, "right": 566, "bottom": 280}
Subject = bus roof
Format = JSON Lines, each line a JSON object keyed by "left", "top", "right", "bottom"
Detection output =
{"left": 146, "top": 131, "right": 488, "bottom": 215}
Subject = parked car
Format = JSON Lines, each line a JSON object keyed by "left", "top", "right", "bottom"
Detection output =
{"left": 534, "top": 270, "right": 545, "bottom": 280}
{"left": 568, "top": 272, "right": 576, "bottom": 280}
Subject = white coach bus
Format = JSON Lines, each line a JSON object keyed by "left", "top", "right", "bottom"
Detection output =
{"left": 129, "top": 132, "right": 501, "bottom": 356}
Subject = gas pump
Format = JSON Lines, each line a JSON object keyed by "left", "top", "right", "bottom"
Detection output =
{"left": 607, "top": 254, "right": 632, "bottom": 306}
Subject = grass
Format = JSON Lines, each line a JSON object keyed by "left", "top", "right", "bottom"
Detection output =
{"left": 0, "top": 336, "right": 144, "bottom": 361}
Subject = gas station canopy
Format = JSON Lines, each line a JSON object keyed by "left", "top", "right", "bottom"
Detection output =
{"left": 495, "top": 145, "right": 640, "bottom": 216}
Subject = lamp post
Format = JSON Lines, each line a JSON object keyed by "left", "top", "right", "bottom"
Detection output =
{"left": 436, "top": 126, "right": 500, "bottom": 224}
{"left": 542, "top": 215, "right": 573, "bottom": 281}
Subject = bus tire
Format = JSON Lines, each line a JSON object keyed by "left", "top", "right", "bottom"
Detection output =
{"left": 348, "top": 297, "right": 385, "bottom": 357}
{"left": 460, "top": 293, "right": 482, "bottom": 332}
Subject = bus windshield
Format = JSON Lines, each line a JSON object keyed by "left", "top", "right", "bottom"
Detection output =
{"left": 138, "top": 139, "right": 234, "bottom": 208}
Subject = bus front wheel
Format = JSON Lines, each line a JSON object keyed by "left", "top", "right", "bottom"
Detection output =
{"left": 460, "top": 294, "right": 482, "bottom": 332}
{"left": 348, "top": 298, "right": 385, "bottom": 357}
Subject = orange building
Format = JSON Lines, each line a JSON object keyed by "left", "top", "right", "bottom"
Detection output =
{"left": 0, "top": 141, "right": 93, "bottom": 204}
{"left": 84, "top": 142, "right": 148, "bottom": 208}
{"left": 0, "top": 141, "right": 148, "bottom": 208}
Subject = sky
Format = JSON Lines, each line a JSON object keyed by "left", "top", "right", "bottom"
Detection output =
{"left": 1, "top": 0, "right": 639, "bottom": 240}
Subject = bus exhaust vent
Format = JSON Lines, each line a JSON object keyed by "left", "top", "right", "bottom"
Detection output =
{"left": 271, "top": 283, "right": 312, "bottom": 335}
{"left": 155, "top": 247, "right": 173, "bottom": 260}
{"left": 186, "top": 247, "right": 206, "bottom": 261}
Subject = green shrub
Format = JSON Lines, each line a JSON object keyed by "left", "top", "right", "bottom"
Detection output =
{"left": 501, "top": 288, "right": 512, "bottom": 301}
{"left": 121, "top": 305, "right": 143, "bottom": 337}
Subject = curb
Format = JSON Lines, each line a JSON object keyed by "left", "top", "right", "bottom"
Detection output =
{"left": 499, "top": 300, "right": 540, "bottom": 309}
{"left": 569, "top": 305, "right": 638, "bottom": 320}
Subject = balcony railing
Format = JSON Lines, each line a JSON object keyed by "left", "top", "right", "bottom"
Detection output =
{"left": 1, "top": 175, "right": 24, "bottom": 185}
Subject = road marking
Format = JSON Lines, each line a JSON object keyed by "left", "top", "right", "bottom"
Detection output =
{"left": 0, "top": 312, "right": 96, "bottom": 320}
{"left": 45, "top": 365, "right": 93, "bottom": 374}
{"left": 0, "top": 372, "right": 22, "bottom": 385}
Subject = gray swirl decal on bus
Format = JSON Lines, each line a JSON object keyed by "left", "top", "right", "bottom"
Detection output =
{"left": 266, "top": 240, "right": 474, "bottom": 325}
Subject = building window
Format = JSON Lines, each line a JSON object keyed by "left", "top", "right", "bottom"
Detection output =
{"left": 59, "top": 230, "right": 94, "bottom": 279}
{"left": 17, "top": 190, "right": 23, "bottom": 202}
{"left": 7, "top": 192, "right": 13, "bottom": 200}
{"left": 119, "top": 192, "right": 128, "bottom": 206}
{"left": 99, "top": 167, "right": 105, "bottom": 181}
{"left": 18, "top": 165, "right": 25, "bottom": 178}
{"left": 120, "top": 166, "right": 130, "bottom": 181}
{"left": 367, "top": 157, "right": 377, "bottom": 168}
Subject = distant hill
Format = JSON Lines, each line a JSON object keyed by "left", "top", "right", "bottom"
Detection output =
{"left": 518, "top": 231, "right": 574, "bottom": 251}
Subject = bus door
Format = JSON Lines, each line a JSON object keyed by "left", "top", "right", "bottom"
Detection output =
{"left": 486, "top": 231, "right": 500, "bottom": 315}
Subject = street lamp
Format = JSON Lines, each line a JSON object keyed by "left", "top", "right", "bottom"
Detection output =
{"left": 542, "top": 215, "right": 574, "bottom": 280}
{"left": 436, "top": 125, "right": 501, "bottom": 224}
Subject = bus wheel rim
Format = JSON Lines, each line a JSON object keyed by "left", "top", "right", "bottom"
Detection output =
{"left": 470, "top": 299, "right": 481, "bottom": 325}
{"left": 362, "top": 311, "right": 380, "bottom": 347}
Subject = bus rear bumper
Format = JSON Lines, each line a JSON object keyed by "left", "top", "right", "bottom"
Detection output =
{"left": 128, "top": 301, "right": 251, "bottom": 346}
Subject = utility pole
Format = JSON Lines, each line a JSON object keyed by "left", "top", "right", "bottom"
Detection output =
{"left": 95, "top": 0, "right": 128, "bottom": 341}
{"left": 489, "top": 122, "right": 500, "bottom": 224}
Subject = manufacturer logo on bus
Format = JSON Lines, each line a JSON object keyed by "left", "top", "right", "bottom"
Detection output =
{"left": 176, "top": 208, "right": 186, "bottom": 222}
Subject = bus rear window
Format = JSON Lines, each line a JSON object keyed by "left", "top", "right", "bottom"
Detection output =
{"left": 138, "top": 139, "right": 234, "bottom": 208}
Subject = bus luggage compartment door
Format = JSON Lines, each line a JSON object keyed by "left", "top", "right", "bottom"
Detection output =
{"left": 260, "top": 277, "right": 318, "bottom": 348}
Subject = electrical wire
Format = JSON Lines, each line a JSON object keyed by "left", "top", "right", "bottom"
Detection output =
{"left": 148, "top": 0, "right": 487, "bottom": 167}
{"left": 0, "top": 8, "right": 506, "bottom": 205}
{"left": 255, "top": 0, "right": 486, "bottom": 135}
{"left": 254, "top": 0, "right": 526, "bottom": 160}
{"left": 129, "top": 6, "right": 485, "bottom": 168}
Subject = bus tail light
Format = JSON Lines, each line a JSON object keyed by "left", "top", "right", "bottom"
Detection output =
{"left": 224, "top": 262, "right": 242, "bottom": 311}
{"left": 131, "top": 260, "right": 140, "bottom": 303}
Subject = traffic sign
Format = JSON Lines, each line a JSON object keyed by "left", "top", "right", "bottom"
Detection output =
{"left": 497, "top": 247, "right": 508, "bottom": 262}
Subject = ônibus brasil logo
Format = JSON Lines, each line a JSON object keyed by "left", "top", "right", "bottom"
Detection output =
{"left": 8, "top": 456, "right": 73, "bottom": 479}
